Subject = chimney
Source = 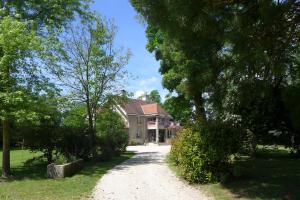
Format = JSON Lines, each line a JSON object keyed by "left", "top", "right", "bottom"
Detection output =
{"left": 121, "top": 89, "right": 126, "bottom": 96}
{"left": 145, "top": 94, "right": 150, "bottom": 102}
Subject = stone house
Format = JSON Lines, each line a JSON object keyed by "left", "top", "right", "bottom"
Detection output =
{"left": 114, "top": 99, "right": 181, "bottom": 144}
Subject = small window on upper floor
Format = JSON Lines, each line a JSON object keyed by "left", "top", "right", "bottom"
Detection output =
{"left": 137, "top": 116, "right": 142, "bottom": 124}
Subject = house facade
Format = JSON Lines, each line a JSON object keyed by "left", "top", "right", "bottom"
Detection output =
{"left": 114, "top": 99, "right": 181, "bottom": 144}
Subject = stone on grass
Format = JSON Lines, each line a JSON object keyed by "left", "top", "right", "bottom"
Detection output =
{"left": 47, "top": 159, "right": 84, "bottom": 178}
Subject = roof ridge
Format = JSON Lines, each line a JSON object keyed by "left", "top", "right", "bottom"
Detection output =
{"left": 140, "top": 102, "right": 145, "bottom": 115}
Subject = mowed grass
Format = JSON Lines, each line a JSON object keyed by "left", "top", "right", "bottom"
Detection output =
{"left": 168, "top": 146, "right": 300, "bottom": 200}
{"left": 0, "top": 149, "right": 134, "bottom": 200}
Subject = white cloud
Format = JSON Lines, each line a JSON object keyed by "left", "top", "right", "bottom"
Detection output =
{"left": 139, "top": 76, "right": 158, "bottom": 87}
{"left": 134, "top": 90, "right": 146, "bottom": 98}
{"left": 128, "top": 76, "right": 169, "bottom": 102}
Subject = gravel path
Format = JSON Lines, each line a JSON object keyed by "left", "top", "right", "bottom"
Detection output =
{"left": 91, "top": 145, "right": 212, "bottom": 200}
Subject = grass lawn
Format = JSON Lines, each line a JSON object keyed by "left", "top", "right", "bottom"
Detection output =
{"left": 0, "top": 149, "right": 134, "bottom": 200}
{"left": 168, "top": 146, "right": 300, "bottom": 200}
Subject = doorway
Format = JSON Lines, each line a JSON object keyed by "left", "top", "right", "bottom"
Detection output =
{"left": 148, "top": 130, "right": 156, "bottom": 142}
{"left": 159, "top": 129, "right": 165, "bottom": 143}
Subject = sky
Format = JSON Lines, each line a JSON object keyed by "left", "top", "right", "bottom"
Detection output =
{"left": 91, "top": 0, "right": 169, "bottom": 100}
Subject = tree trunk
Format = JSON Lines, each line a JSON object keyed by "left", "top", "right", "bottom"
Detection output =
{"left": 86, "top": 101, "right": 96, "bottom": 157}
{"left": 194, "top": 92, "right": 207, "bottom": 124}
{"left": 2, "top": 119, "right": 10, "bottom": 178}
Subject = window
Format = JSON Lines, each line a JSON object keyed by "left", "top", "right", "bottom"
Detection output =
{"left": 137, "top": 116, "right": 142, "bottom": 124}
{"left": 147, "top": 117, "right": 156, "bottom": 125}
{"left": 136, "top": 130, "right": 141, "bottom": 138}
{"left": 167, "top": 130, "right": 172, "bottom": 138}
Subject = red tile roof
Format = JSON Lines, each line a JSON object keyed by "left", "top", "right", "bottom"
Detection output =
{"left": 141, "top": 103, "right": 157, "bottom": 115}
{"left": 121, "top": 99, "right": 170, "bottom": 116}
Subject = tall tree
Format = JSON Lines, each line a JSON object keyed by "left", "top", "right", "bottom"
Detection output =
{"left": 0, "top": 17, "right": 40, "bottom": 177}
{"left": 131, "top": 1, "right": 299, "bottom": 122}
{"left": 131, "top": 0, "right": 230, "bottom": 123}
{"left": 0, "top": 0, "right": 91, "bottom": 178}
{"left": 131, "top": 0, "right": 300, "bottom": 149}
{"left": 163, "top": 94, "right": 193, "bottom": 124}
{"left": 148, "top": 90, "right": 161, "bottom": 104}
{"left": 50, "top": 17, "right": 130, "bottom": 155}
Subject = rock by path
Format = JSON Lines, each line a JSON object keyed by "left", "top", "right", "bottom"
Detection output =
{"left": 91, "top": 145, "right": 212, "bottom": 200}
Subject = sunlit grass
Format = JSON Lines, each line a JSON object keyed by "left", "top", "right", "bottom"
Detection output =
{"left": 0, "top": 149, "right": 134, "bottom": 200}
{"left": 168, "top": 146, "right": 300, "bottom": 200}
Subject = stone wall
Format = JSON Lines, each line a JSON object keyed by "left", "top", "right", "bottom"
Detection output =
{"left": 47, "top": 159, "right": 84, "bottom": 178}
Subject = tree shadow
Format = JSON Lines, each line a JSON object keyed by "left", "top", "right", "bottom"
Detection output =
{"left": 222, "top": 149, "right": 300, "bottom": 200}
{"left": 79, "top": 151, "right": 164, "bottom": 176}
{"left": 0, "top": 160, "right": 48, "bottom": 182}
{"left": 72, "top": 151, "right": 136, "bottom": 177}
{"left": 113, "top": 151, "right": 165, "bottom": 170}
{"left": 0, "top": 151, "right": 136, "bottom": 182}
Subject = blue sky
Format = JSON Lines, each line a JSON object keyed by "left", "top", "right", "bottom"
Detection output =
{"left": 92, "top": 0, "right": 168, "bottom": 100}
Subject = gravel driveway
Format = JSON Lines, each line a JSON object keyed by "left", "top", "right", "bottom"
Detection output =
{"left": 91, "top": 145, "right": 211, "bottom": 200}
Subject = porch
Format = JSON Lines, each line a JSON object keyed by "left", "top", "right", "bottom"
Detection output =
{"left": 147, "top": 129, "right": 166, "bottom": 143}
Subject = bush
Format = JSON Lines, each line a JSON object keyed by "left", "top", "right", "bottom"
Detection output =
{"left": 22, "top": 123, "right": 60, "bottom": 163}
{"left": 96, "top": 109, "right": 129, "bottom": 159}
{"left": 58, "top": 126, "right": 92, "bottom": 160}
{"left": 58, "top": 105, "right": 94, "bottom": 160}
{"left": 22, "top": 104, "right": 93, "bottom": 162}
{"left": 170, "top": 121, "right": 245, "bottom": 183}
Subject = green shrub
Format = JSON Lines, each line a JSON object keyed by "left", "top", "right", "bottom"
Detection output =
{"left": 170, "top": 121, "right": 245, "bottom": 183}
{"left": 96, "top": 109, "right": 129, "bottom": 159}
{"left": 170, "top": 127, "right": 213, "bottom": 183}
{"left": 239, "top": 129, "right": 257, "bottom": 156}
{"left": 58, "top": 126, "right": 92, "bottom": 160}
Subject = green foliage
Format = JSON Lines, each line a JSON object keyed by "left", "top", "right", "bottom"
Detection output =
{"left": 96, "top": 109, "right": 129, "bottom": 159}
{"left": 131, "top": 0, "right": 300, "bottom": 155}
{"left": 62, "top": 104, "right": 87, "bottom": 129}
{"left": 170, "top": 128, "right": 210, "bottom": 182}
{"left": 148, "top": 90, "right": 161, "bottom": 104}
{"left": 58, "top": 105, "right": 91, "bottom": 160}
{"left": 282, "top": 85, "right": 300, "bottom": 152}
{"left": 21, "top": 94, "right": 62, "bottom": 163}
{"left": 50, "top": 16, "right": 130, "bottom": 135}
{"left": 0, "top": 16, "right": 40, "bottom": 121}
{"left": 22, "top": 97, "right": 92, "bottom": 162}
{"left": 0, "top": 0, "right": 92, "bottom": 30}
{"left": 282, "top": 85, "right": 300, "bottom": 132}
{"left": 169, "top": 146, "right": 300, "bottom": 200}
{"left": 170, "top": 122, "right": 245, "bottom": 183}
{"left": 57, "top": 126, "right": 92, "bottom": 160}
{"left": 0, "top": 0, "right": 93, "bottom": 176}
{"left": 131, "top": 0, "right": 300, "bottom": 182}
{"left": 163, "top": 94, "right": 193, "bottom": 124}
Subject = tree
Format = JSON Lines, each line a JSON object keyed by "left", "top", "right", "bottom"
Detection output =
{"left": 96, "top": 109, "right": 128, "bottom": 159}
{"left": 62, "top": 104, "right": 87, "bottom": 129}
{"left": 50, "top": 17, "right": 130, "bottom": 155}
{"left": 0, "top": 0, "right": 92, "bottom": 178}
{"left": 22, "top": 93, "right": 62, "bottom": 164}
{"left": 0, "top": 17, "right": 40, "bottom": 178}
{"left": 131, "top": 0, "right": 300, "bottom": 181}
{"left": 131, "top": 0, "right": 300, "bottom": 144}
{"left": 131, "top": 1, "right": 229, "bottom": 123}
{"left": 163, "top": 95, "right": 193, "bottom": 124}
{"left": 149, "top": 90, "right": 161, "bottom": 104}
{"left": 0, "top": 0, "right": 91, "bottom": 29}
